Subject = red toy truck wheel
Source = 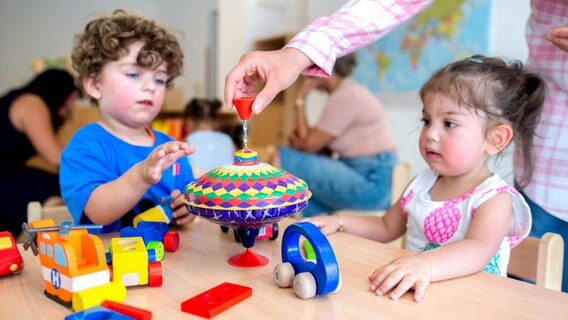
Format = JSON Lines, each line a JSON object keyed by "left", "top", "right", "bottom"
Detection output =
{"left": 148, "top": 261, "right": 163, "bottom": 287}
{"left": 163, "top": 231, "right": 180, "bottom": 252}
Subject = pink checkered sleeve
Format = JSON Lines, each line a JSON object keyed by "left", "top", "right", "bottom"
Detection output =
{"left": 284, "top": 0, "right": 432, "bottom": 77}
{"left": 514, "top": 0, "right": 568, "bottom": 221}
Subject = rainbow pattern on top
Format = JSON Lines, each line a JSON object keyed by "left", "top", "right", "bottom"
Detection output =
{"left": 184, "top": 148, "right": 311, "bottom": 229}
{"left": 233, "top": 149, "right": 258, "bottom": 165}
{"left": 184, "top": 162, "right": 310, "bottom": 210}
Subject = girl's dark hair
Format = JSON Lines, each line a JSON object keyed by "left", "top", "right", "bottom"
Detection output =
{"left": 419, "top": 55, "right": 546, "bottom": 187}
{"left": 18, "top": 69, "right": 77, "bottom": 130}
{"left": 184, "top": 98, "right": 223, "bottom": 122}
{"left": 72, "top": 10, "right": 184, "bottom": 103}
{"left": 334, "top": 53, "right": 357, "bottom": 78}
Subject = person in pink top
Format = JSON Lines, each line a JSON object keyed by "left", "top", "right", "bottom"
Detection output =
{"left": 224, "top": 0, "right": 568, "bottom": 293}
{"left": 271, "top": 54, "right": 397, "bottom": 216}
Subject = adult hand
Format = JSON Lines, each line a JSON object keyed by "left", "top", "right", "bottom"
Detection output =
{"left": 368, "top": 255, "right": 431, "bottom": 302}
{"left": 224, "top": 48, "right": 313, "bottom": 114}
{"left": 288, "top": 129, "right": 305, "bottom": 149}
{"left": 546, "top": 26, "right": 568, "bottom": 53}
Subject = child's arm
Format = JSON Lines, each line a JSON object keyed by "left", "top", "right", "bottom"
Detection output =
{"left": 368, "top": 192, "right": 513, "bottom": 302}
{"left": 169, "top": 189, "right": 196, "bottom": 225}
{"left": 84, "top": 141, "right": 193, "bottom": 225}
{"left": 304, "top": 198, "right": 407, "bottom": 243}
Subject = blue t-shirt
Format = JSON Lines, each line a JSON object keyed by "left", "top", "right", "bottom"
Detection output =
{"left": 60, "top": 123, "right": 195, "bottom": 233}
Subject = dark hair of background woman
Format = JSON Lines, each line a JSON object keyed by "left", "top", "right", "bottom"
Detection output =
{"left": 14, "top": 69, "right": 77, "bottom": 129}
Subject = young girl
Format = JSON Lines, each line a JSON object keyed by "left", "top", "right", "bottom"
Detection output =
{"left": 307, "top": 55, "right": 545, "bottom": 302}
{"left": 183, "top": 98, "right": 235, "bottom": 174}
{"left": 61, "top": 10, "right": 195, "bottom": 233}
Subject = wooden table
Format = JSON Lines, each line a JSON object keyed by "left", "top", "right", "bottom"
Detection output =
{"left": 1, "top": 218, "right": 567, "bottom": 319}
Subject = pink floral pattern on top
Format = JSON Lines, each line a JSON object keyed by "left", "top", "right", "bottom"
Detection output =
{"left": 423, "top": 190, "right": 473, "bottom": 244}
{"left": 399, "top": 169, "right": 532, "bottom": 276}
{"left": 399, "top": 190, "right": 413, "bottom": 218}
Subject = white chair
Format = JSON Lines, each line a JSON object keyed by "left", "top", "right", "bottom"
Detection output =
{"left": 27, "top": 201, "right": 72, "bottom": 226}
{"left": 508, "top": 232, "right": 564, "bottom": 291}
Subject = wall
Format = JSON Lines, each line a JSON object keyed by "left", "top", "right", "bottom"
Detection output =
{"left": 0, "top": 0, "right": 531, "bottom": 180}
{"left": 0, "top": 0, "right": 216, "bottom": 106}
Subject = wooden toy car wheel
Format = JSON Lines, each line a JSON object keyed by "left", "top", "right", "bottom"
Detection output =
{"left": 163, "top": 231, "right": 180, "bottom": 252}
{"left": 273, "top": 262, "right": 295, "bottom": 288}
{"left": 293, "top": 272, "right": 317, "bottom": 299}
{"left": 148, "top": 261, "right": 163, "bottom": 287}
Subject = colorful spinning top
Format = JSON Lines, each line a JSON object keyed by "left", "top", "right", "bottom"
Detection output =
{"left": 184, "top": 149, "right": 311, "bottom": 267}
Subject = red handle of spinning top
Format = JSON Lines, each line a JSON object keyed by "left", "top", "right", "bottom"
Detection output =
{"left": 233, "top": 97, "right": 254, "bottom": 120}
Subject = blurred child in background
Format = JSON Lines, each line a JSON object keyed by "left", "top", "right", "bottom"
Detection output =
{"left": 184, "top": 98, "right": 235, "bottom": 174}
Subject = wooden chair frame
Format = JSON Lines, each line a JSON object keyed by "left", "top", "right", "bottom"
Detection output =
{"left": 27, "top": 201, "right": 72, "bottom": 226}
{"left": 508, "top": 232, "right": 564, "bottom": 291}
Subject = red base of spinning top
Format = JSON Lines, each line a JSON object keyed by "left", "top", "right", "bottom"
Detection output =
{"left": 228, "top": 248, "right": 269, "bottom": 267}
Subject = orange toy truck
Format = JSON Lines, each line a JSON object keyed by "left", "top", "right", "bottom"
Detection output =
{"left": 22, "top": 220, "right": 125, "bottom": 310}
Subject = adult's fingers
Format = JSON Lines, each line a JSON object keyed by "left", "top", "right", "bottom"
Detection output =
{"left": 224, "top": 66, "right": 243, "bottom": 109}
{"left": 551, "top": 26, "right": 568, "bottom": 38}
{"left": 251, "top": 77, "right": 284, "bottom": 114}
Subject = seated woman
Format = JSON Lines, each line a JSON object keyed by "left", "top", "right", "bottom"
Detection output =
{"left": 271, "top": 54, "right": 397, "bottom": 217}
{"left": 0, "top": 69, "right": 79, "bottom": 237}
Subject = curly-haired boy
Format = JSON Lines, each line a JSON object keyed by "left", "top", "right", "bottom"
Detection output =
{"left": 61, "top": 10, "right": 195, "bottom": 232}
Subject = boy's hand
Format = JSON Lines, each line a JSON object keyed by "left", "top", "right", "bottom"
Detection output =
{"left": 368, "top": 255, "right": 431, "bottom": 302}
{"left": 141, "top": 141, "right": 194, "bottom": 184}
{"left": 169, "top": 189, "right": 196, "bottom": 225}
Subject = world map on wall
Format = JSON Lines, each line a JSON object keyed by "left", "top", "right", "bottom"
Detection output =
{"left": 352, "top": 0, "right": 491, "bottom": 93}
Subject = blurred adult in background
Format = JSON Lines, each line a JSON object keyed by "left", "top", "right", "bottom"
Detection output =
{"left": 0, "top": 69, "right": 79, "bottom": 237}
{"left": 271, "top": 54, "right": 397, "bottom": 217}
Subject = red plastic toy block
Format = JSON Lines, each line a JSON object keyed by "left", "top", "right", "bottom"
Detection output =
{"left": 101, "top": 300, "right": 152, "bottom": 320}
{"left": 181, "top": 282, "right": 252, "bottom": 318}
{"left": 232, "top": 97, "right": 254, "bottom": 120}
